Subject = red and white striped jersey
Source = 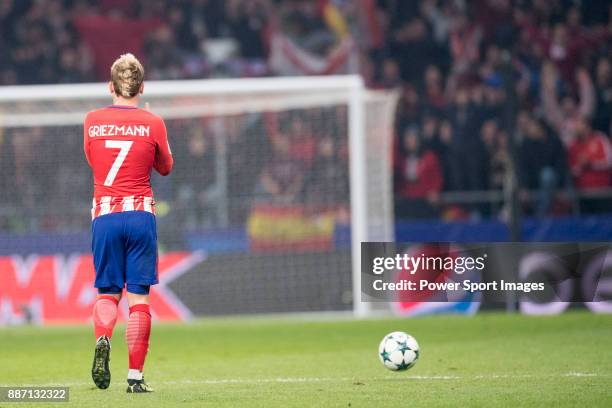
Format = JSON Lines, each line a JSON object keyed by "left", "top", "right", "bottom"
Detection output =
{"left": 84, "top": 105, "right": 173, "bottom": 219}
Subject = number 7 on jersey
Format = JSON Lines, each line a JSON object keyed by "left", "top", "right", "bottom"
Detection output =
{"left": 104, "top": 140, "right": 133, "bottom": 186}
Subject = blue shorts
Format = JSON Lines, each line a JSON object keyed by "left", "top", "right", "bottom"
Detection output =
{"left": 92, "top": 211, "right": 158, "bottom": 294}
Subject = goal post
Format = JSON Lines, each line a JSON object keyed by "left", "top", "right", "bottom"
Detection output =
{"left": 0, "top": 75, "right": 397, "bottom": 319}
{"left": 348, "top": 79, "right": 368, "bottom": 317}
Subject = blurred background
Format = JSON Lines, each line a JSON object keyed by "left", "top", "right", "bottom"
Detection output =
{"left": 2, "top": 0, "right": 612, "bottom": 231}
{"left": 0, "top": 0, "right": 611, "bottom": 321}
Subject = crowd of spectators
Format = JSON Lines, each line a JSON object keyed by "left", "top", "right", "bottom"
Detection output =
{"left": 1, "top": 0, "right": 612, "bottom": 232}
{"left": 384, "top": 0, "right": 612, "bottom": 219}
{"left": 0, "top": 0, "right": 275, "bottom": 84}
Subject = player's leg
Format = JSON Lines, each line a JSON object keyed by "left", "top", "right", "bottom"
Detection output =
{"left": 124, "top": 211, "right": 159, "bottom": 393}
{"left": 91, "top": 289, "right": 121, "bottom": 390}
{"left": 125, "top": 287, "right": 153, "bottom": 393}
{"left": 93, "top": 290, "right": 121, "bottom": 340}
{"left": 91, "top": 214, "right": 126, "bottom": 390}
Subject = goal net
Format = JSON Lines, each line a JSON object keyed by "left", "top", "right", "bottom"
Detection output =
{"left": 0, "top": 76, "right": 396, "bottom": 323}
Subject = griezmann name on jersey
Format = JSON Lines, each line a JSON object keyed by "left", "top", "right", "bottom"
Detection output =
{"left": 84, "top": 105, "right": 173, "bottom": 219}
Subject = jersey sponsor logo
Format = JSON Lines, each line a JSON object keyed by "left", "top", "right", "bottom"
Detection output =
{"left": 88, "top": 124, "right": 150, "bottom": 138}
{"left": 0, "top": 251, "right": 205, "bottom": 325}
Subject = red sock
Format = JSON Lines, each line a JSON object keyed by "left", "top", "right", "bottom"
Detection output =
{"left": 93, "top": 295, "right": 119, "bottom": 339}
{"left": 126, "top": 304, "right": 151, "bottom": 372}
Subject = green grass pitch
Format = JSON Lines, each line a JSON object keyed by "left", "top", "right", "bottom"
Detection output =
{"left": 0, "top": 311, "right": 610, "bottom": 407}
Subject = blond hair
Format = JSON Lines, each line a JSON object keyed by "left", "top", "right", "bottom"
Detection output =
{"left": 110, "top": 53, "right": 144, "bottom": 98}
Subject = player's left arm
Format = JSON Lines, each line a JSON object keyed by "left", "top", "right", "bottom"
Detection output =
{"left": 153, "top": 117, "right": 173, "bottom": 176}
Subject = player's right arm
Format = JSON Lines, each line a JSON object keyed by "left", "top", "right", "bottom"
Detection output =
{"left": 153, "top": 117, "right": 173, "bottom": 176}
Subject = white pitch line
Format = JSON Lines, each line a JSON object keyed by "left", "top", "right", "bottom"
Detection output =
{"left": 0, "top": 373, "right": 607, "bottom": 388}
{"left": 563, "top": 372, "right": 599, "bottom": 377}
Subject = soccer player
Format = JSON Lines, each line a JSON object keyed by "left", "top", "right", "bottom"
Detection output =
{"left": 84, "top": 53, "right": 173, "bottom": 393}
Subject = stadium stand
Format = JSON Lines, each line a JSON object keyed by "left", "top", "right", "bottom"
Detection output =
{"left": 0, "top": 0, "right": 611, "bottom": 233}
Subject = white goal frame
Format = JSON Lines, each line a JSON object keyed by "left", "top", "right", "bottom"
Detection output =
{"left": 0, "top": 75, "right": 396, "bottom": 317}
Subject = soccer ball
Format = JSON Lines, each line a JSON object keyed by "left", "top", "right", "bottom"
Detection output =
{"left": 378, "top": 331, "right": 420, "bottom": 371}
